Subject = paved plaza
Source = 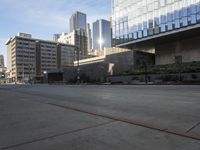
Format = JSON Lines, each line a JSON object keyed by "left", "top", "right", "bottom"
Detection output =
{"left": 0, "top": 84, "right": 200, "bottom": 150}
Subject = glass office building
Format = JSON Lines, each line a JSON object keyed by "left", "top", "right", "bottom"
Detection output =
{"left": 112, "top": 0, "right": 200, "bottom": 46}
{"left": 70, "top": 11, "right": 87, "bottom": 32}
{"left": 92, "top": 19, "right": 112, "bottom": 51}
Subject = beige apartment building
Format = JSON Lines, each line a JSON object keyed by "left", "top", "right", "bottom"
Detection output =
{"left": 6, "top": 36, "right": 36, "bottom": 81}
{"left": 58, "top": 29, "right": 88, "bottom": 59}
{"left": 6, "top": 33, "right": 75, "bottom": 82}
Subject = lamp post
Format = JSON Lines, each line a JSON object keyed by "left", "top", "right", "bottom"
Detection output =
{"left": 143, "top": 61, "right": 148, "bottom": 84}
{"left": 76, "top": 46, "right": 80, "bottom": 84}
{"left": 99, "top": 65, "right": 105, "bottom": 83}
{"left": 43, "top": 70, "right": 47, "bottom": 83}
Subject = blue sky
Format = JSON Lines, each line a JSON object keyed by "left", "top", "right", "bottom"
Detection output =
{"left": 0, "top": 0, "right": 111, "bottom": 66}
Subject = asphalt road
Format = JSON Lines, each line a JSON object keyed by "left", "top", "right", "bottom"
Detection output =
{"left": 0, "top": 84, "right": 200, "bottom": 150}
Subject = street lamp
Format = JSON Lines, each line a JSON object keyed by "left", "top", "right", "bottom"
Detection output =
{"left": 75, "top": 46, "right": 80, "bottom": 84}
{"left": 43, "top": 70, "right": 47, "bottom": 83}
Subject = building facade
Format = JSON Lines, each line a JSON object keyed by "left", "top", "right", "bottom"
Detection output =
{"left": 0, "top": 55, "right": 4, "bottom": 67}
{"left": 86, "top": 23, "right": 92, "bottom": 53}
{"left": 70, "top": 11, "right": 87, "bottom": 32}
{"left": 36, "top": 41, "right": 57, "bottom": 77}
{"left": 92, "top": 19, "right": 112, "bottom": 51}
{"left": 57, "top": 43, "right": 75, "bottom": 69}
{"left": 0, "top": 55, "right": 6, "bottom": 75}
{"left": 58, "top": 29, "right": 88, "bottom": 59}
{"left": 112, "top": 0, "right": 200, "bottom": 65}
{"left": 6, "top": 37, "right": 36, "bottom": 81}
{"left": 53, "top": 34, "right": 61, "bottom": 42}
{"left": 6, "top": 34, "right": 75, "bottom": 82}
{"left": 112, "top": 0, "right": 200, "bottom": 44}
{"left": 71, "top": 47, "right": 154, "bottom": 82}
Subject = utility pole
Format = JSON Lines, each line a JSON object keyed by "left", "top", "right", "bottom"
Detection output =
{"left": 76, "top": 46, "right": 80, "bottom": 84}
{"left": 144, "top": 62, "right": 148, "bottom": 84}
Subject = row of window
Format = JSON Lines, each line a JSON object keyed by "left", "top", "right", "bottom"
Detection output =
{"left": 113, "top": 9, "right": 200, "bottom": 45}
{"left": 41, "top": 60, "right": 56, "bottom": 64}
{"left": 113, "top": 12, "right": 200, "bottom": 36}
{"left": 114, "top": 17, "right": 199, "bottom": 39}
{"left": 112, "top": 0, "right": 200, "bottom": 40}
{"left": 18, "top": 72, "right": 36, "bottom": 75}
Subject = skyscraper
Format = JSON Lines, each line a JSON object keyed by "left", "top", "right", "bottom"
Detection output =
{"left": 70, "top": 11, "right": 87, "bottom": 32}
{"left": 92, "top": 19, "right": 112, "bottom": 51}
{"left": 66, "top": 11, "right": 88, "bottom": 58}
{"left": 0, "top": 55, "right": 4, "bottom": 67}
{"left": 86, "top": 23, "right": 92, "bottom": 52}
{"left": 112, "top": 0, "right": 200, "bottom": 65}
{"left": 53, "top": 34, "right": 61, "bottom": 42}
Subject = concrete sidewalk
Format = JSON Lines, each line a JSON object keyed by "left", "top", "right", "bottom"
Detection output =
{"left": 0, "top": 85, "right": 200, "bottom": 150}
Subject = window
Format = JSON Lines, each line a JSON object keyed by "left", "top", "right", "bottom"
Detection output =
{"left": 182, "top": 17, "right": 188, "bottom": 26}
{"left": 154, "top": 17, "right": 160, "bottom": 27}
{"left": 148, "top": 19, "right": 154, "bottom": 28}
{"left": 191, "top": 14, "right": 197, "bottom": 24}
{"left": 128, "top": 33, "right": 133, "bottom": 39}
{"left": 160, "top": 15, "right": 166, "bottom": 24}
{"left": 160, "top": 24, "right": 166, "bottom": 32}
{"left": 167, "top": 22, "right": 173, "bottom": 30}
{"left": 133, "top": 32, "right": 138, "bottom": 39}
{"left": 138, "top": 30, "right": 143, "bottom": 38}
{"left": 143, "top": 29, "right": 148, "bottom": 37}
{"left": 175, "top": 19, "right": 181, "bottom": 28}
{"left": 160, "top": 0, "right": 166, "bottom": 7}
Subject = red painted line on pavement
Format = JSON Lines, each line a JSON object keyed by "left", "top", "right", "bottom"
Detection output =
{"left": 48, "top": 103, "right": 200, "bottom": 141}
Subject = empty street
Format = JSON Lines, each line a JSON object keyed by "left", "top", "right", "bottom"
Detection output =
{"left": 0, "top": 85, "right": 200, "bottom": 150}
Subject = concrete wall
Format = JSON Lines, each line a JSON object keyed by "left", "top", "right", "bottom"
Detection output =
{"left": 155, "top": 36, "right": 200, "bottom": 65}
{"left": 133, "top": 51, "right": 155, "bottom": 66}
{"left": 63, "top": 50, "right": 155, "bottom": 83}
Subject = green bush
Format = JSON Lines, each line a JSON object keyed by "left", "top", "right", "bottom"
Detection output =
{"left": 120, "top": 61, "right": 200, "bottom": 75}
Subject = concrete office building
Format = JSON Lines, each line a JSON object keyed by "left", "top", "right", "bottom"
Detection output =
{"left": 92, "top": 19, "right": 112, "bottom": 51}
{"left": 6, "top": 36, "right": 36, "bottom": 81}
{"left": 112, "top": 0, "right": 200, "bottom": 65}
{"left": 58, "top": 29, "right": 88, "bottom": 59}
{"left": 36, "top": 41, "right": 57, "bottom": 78}
{"left": 57, "top": 43, "right": 75, "bottom": 69}
{"left": 70, "top": 11, "right": 87, "bottom": 32}
{"left": 6, "top": 33, "right": 75, "bottom": 82}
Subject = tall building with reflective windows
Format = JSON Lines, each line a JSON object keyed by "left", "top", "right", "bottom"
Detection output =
{"left": 112, "top": 0, "right": 200, "bottom": 65}
{"left": 70, "top": 11, "right": 87, "bottom": 32}
{"left": 92, "top": 19, "right": 112, "bottom": 52}
{"left": 0, "top": 55, "right": 4, "bottom": 67}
